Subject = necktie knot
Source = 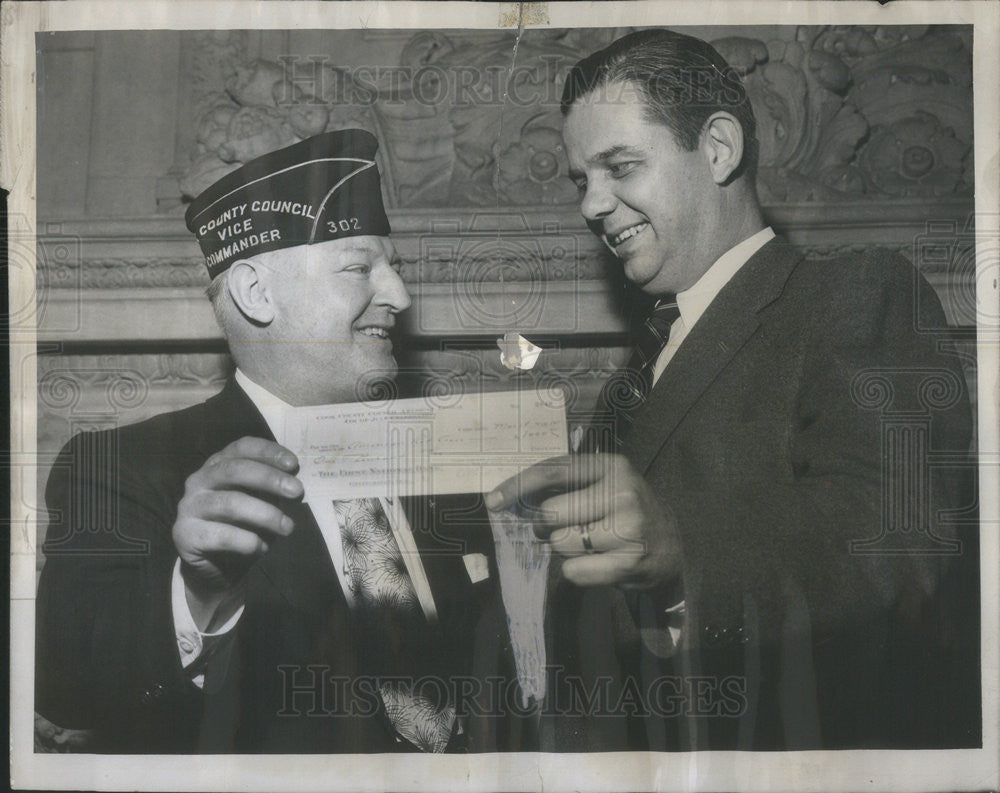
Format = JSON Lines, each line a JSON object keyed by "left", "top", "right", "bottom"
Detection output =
{"left": 632, "top": 298, "right": 680, "bottom": 373}
{"left": 647, "top": 299, "right": 681, "bottom": 337}
{"left": 587, "top": 297, "right": 680, "bottom": 451}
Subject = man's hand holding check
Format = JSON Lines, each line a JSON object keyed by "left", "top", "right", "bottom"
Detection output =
{"left": 486, "top": 454, "right": 682, "bottom": 590}
{"left": 173, "top": 437, "right": 304, "bottom": 631}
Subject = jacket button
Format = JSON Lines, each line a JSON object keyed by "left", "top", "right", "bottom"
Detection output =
{"left": 141, "top": 683, "right": 166, "bottom": 704}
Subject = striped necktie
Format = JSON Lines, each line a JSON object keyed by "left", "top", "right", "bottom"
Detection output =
{"left": 589, "top": 298, "right": 680, "bottom": 451}
{"left": 333, "top": 498, "right": 456, "bottom": 752}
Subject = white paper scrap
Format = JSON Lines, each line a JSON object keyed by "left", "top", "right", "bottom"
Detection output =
{"left": 498, "top": 331, "right": 543, "bottom": 371}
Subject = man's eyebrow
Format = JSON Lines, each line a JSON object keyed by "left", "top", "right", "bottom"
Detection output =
{"left": 334, "top": 242, "right": 376, "bottom": 254}
{"left": 569, "top": 145, "right": 643, "bottom": 179}
{"left": 589, "top": 145, "right": 640, "bottom": 164}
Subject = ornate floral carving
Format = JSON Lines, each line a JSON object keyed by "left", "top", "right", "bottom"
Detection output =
{"left": 443, "top": 29, "right": 617, "bottom": 206}
{"left": 746, "top": 26, "right": 972, "bottom": 201}
{"left": 497, "top": 122, "right": 577, "bottom": 205}
{"left": 35, "top": 354, "right": 231, "bottom": 457}
{"left": 861, "top": 112, "right": 969, "bottom": 197}
{"left": 174, "top": 26, "right": 971, "bottom": 207}
{"left": 179, "top": 52, "right": 382, "bottom": 200}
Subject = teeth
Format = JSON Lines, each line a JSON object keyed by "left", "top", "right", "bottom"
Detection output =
{"left": 610, "top": 222, "right": 649, "bottom": 246}
{"left": 358, "top": 327, "right": 388, "bottom": 338}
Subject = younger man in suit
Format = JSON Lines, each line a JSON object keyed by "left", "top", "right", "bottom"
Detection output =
{"left": 488, "top": 29, "right": 979, "bottom": 750}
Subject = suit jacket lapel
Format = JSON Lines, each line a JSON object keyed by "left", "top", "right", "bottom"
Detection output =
{"left": 197, "top": 380, "right": 344, "bottom": 614}
{"left": 194, "top": 378, "right": 273, "bottom": 457}
{"left": 626, "top": 238, "right": 804, "bottom": 474}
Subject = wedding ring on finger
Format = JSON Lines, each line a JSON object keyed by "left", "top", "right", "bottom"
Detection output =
{"left": 579, "top": 524, "right": 596, "bottom": 554}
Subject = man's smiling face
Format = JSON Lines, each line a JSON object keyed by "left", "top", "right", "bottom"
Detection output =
{"left": 563, "top": 81, "right": 722, "bottom": 296}
{"left": 262, "top": 235, "right": 411, "bottom": 403}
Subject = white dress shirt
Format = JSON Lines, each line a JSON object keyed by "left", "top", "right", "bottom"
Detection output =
{"left": 651, "top": 226, "right": 775, "bottom": 384}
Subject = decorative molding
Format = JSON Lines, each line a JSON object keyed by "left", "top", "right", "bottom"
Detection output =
{"left": 29, "top": 194, "right": 979, "bottom": 343}
{"left": 36, "top": 198, "right": 976, "bottom": 287}
{"left": 47, "top": 259, "right": 210, "bottom": 289}
{"left": 37, "top": 352, "right": 229, "bottom": 398}
{"left": 32, "top": 282, "right": 631, "bottom": 343}
{"left": 34, "top": 353, "right": 232, "bottom": 458}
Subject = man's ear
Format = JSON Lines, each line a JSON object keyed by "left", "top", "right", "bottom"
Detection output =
{"left": 227, "top": 259, "right": 275, "bottom": 325}
{"left": 702, "top": 112, "right": 745, "bottom": 185}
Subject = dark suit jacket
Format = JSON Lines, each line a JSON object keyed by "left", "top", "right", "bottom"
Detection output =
{"left": 552, "top": 238, "right": 980, "bottom": 751}
{"left": 35, "top": 381, "right": 536, "bottom": 753}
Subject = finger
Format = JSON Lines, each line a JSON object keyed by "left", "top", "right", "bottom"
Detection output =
{"left": 529, "top": 477, "right": 621, "bottom": 537}
{"left": 194, "top": 521, "right": 272, "bottom": 557}
{"left": 547, "top": 520, "right": 643, "bottom": 557}
{"left": 177, "top": 520, "right": 270, "bottom": 564}
{"left": 561, "top": 552, "right": 641, "bottom": 587}
{"left": 485, "top": 454, "right": 609, "bottom": 511}
{"left": 547, "top": 526, "right": 590, "bottom": 557}
{"left": 199, "top": 457, "right": 304, "bottom": 500}
{"left": 213, "top": 436, "right": 299, "bottom": 472}
{"left": 191, "top": 490, "right": 296, "bottom": 537}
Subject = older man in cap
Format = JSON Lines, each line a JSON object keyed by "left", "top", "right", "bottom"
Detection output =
{"left": 35, "top": 130, "right": 531, "bottom": 753}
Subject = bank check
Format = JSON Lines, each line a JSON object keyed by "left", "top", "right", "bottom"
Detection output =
{"left": 283, "top": 388, "right": 569, "bottom": 499}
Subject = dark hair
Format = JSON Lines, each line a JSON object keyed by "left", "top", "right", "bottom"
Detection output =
{"left": 561, "top": 29, "right": 759, "bottom": 178}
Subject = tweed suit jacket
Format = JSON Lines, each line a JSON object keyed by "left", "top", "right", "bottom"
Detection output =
{"left": 550, "top": 237, "right": 980, "bottom": 751}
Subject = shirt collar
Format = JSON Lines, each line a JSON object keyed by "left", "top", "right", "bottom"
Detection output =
{"left": 234, "top": 368, "right": 293, "bottom": 444}
{"left": 674, "top": 226, "right": 775, "bottom": 331}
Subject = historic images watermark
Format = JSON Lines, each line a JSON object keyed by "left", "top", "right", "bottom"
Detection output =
{"left": 273, "top": 55, "right": 749, "bottom": 112}
{"left": 276, "top": 666, "right": 748, "bottom": 721}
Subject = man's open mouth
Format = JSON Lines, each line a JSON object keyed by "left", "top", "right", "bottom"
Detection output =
{"left": 607, "top": 222, "right": 649, "bottom": 248}
{"left": 357, "top": 326, "right": 390, "bottom": 338}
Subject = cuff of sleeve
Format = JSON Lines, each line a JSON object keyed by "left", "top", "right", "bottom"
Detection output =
{"left": 636, "top": 591, "right": 686, "bottom": 658}
{"left": 171, "top": 558, "right": 245, "bottom": 673}
{"left": 665, "top": 599, "right": 685, "bottom": 648}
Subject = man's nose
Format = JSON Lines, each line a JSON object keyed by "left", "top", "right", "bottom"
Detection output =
{"left": 373, "top": 264, "right": 412, "bottom": 313}
{"left": 579, "top": 179, "right": 615, "bottom": 223}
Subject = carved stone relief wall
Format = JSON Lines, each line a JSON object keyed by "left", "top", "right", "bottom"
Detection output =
{"left": 166, "top": 26, "right": 973, "bottom": 209}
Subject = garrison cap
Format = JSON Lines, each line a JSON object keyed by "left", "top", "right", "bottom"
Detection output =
{"left": 185, "top": 129, "right": 391, "bottom": 278}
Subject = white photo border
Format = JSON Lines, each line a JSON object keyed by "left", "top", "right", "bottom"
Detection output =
{"left": 5, "top": 1, "right": 998, "bottom": 791}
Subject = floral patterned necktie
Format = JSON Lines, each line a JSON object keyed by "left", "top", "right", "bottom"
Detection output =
{"left": 333, "top": 498, "right": 456, "bottom": 752}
